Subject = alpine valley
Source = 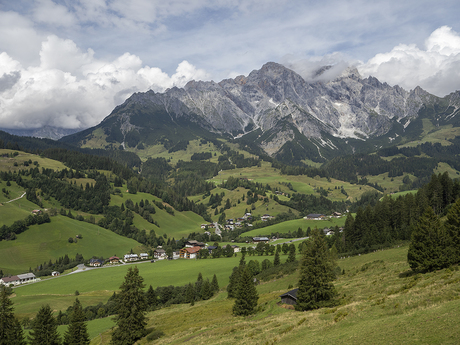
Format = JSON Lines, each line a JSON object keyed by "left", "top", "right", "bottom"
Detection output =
{"left": 2, "top": 61, "right": 460, "bottom": 345}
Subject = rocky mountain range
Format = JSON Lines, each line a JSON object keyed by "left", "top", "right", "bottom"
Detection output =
{"left": 62, "top": 62, "right": 460, "bottom": 163}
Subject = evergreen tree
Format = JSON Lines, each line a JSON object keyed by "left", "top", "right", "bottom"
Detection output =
{"left": 185, "top": 283, "right": 195, "bottom": 305}
{"left": 28, "top": 304, "right": 61, "bottom": 345}
{"left": 407, "top": 207, "right": 446, "bottom": 272}
{"left": 227, "top": 266, "right": 241, "bottom": 298}
{"left": 444, "top": 198, "right": 460, "bottom": 266}
{"left": 63, "top": 298, "right": 89, "bottom": 345}
{"left": 211, "top": 274, "right": 219, "bottom": 293}
{"left": 232, "top": 266, "right": 259, "bottom": 316}
{"left": 0, "top": 286, "right": 26, "bottom": 345}
{"left": 295, "top": 228, "right": 337, "bottom": 311}
{"left": 273, "top": 250, "right": 280, "bottom": 266}
{"left": 201, "top": 279, "right": 213, "bottom": 300}
{"left": 111, "top": 266, "right": 147, "bottom": 345}
{"left": 286, "top": 243, "right": 296, "bottom": 263}
{"left": 145, "top": 285, "right": 158, "bottom": 309}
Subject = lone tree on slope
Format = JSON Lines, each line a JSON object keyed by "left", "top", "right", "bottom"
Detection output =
{"left": 111, "top": 266, "right": 148, "bottom": 345}
{"left": 295, "top": 228, "right": 337, "bottom": 311}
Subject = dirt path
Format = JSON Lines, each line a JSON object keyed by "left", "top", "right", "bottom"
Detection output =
{"left": 5, "top": 191, "right": 26, "bottom": 203}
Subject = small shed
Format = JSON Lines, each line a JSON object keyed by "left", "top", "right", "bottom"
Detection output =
{"left": 280, "top": 288, "right": 298, "bottom": 305}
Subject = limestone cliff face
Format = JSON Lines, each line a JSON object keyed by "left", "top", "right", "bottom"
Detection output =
{"left": 102, "top": 62, "right": 447, "bottom": 156}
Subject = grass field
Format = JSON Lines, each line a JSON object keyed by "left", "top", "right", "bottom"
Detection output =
{"left": 0, "top": 149, "right": 67, "bottom": 172}
{"left": 109, "top": 191, "right": 207, "bottom": 238}
{"left": 10, "top": 244, "right": 460, "bottom": 344}
{"left": 0, "top": 215, "right": 143, "bottom": 275}
{"left": 46, "top": 244, "right": 458, "bottom": 345}
{"left": 210, "top": 162, "right": 377, "bottom": 203}
{"left": 242, "top": 216, "right": 347, "bottom": 237}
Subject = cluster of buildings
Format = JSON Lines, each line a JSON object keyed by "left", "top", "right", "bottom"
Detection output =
{"left": 152, "top": 240, "right": 241, "bottom": 260}
{"left": 201, "top": 212, "right": 275, "bottom": 232}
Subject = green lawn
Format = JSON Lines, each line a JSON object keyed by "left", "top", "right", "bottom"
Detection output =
{"left": 0, "top": 215, "right": 142, "bottom": 275}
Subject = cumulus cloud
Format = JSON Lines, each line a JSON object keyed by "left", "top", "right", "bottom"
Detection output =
{"left": 280, "top": 53, "right": 356, "bottom": 82}
{"left": 358, "top": 26, "right": 460, "bottom": 97}
{"left": 0, "top": 36, "right": 210, "bottom": 130}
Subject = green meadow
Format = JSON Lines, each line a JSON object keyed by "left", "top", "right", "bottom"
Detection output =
{"left": 0, "top": 215, "right": 142, "bottom": 275}
{"left": 242, "top": 216, "right": 347, "bottom": 237}
{"left": 9, "top": 244, "right": 460, "bottom": 344}
{"left": 210, "top": 161, "right": 377, "bottom": 202}
{"left": 17, "top": 244, "right": 453, "bottom": 345}
{"left": 109, "top": 191, "right": 207, "bottom": 238}
{"left": 0, "top": 149, "right": 67, "bottom": 172}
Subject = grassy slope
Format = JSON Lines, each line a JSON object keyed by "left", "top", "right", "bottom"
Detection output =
{"left": 40, "top": 244, "right": 457, "bottom": 345}
{"left": 242, "top": 217, "right": 347, "bottom": 237}
{"left": 109, "top": 192, "right": 207, "bottom": 238}
{"left": 10, "top": 244, "right": 460, "bottom": 344}
{"left": 210, "top": 162, "right": 376, "bottom": 203}
{"left": 0, "top": 215, "right": 142, "bottom": 275}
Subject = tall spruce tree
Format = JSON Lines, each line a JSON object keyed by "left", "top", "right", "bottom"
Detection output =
{"left": 273, "top": 250, "right": 281, "bottom": 266}
{"left": 227, "top": 266, "right": 241, "bottom": 298}
{"left": 63, "top": 298, "right": 89, "bottom": 345}
{"left": 444, "top": 198, "right": 460, "bottom": 266}
{"left": 211, "top": 274, "right": 219, "bottom": 293}
{"left": 111, "top": 266, "right": 147, "bottom": 345}
{"left": 232, "top": 265, "right": 259, "bottom": 316}
{"left": 407, "top": 207, "right": 446, "bottom": 272}
{"left": 286, "top": 243, "right": 296, "bottom": 263}
{"left": 28, "top": 304, "right": 61, "bottom": 345}
{"left": 0, "top": 286, "right": 26, "bottom": 345}
{"left": 295, "top": 228, "right": 337, "bottom": 311}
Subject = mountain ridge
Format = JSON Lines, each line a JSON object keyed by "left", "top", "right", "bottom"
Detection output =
{"left": 61, "top": 62, "right": 460, "bottom": 162}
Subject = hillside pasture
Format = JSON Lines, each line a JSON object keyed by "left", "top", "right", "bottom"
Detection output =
{"left": 109, "top": 191, "right": 206, "bottom": 237}
{"left": 0, "top": 215, "right": 142, "bottom": 275}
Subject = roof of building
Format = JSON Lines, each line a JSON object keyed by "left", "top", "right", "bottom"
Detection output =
{"left": 306, "top": 213, "right": 325, "bottom": 218}
{"left": 109, "top": 256, "right": 119, "bottom": 260}
{"left": 1, "top": 276, "right": 19, "bottom": 283}
{"left": 253, "top": 237, "right": 270, "bottom": 241}
{"left": 184, "top": 246, "right": 201, "bottom": 254}
{"left": 279, "top": 288, "right": 299, "bottom": 300}
{"left": 17, "top": 273, "right": 35, "bottom": 280}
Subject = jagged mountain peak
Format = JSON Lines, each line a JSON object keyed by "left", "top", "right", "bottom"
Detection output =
{"left": 65, "top": 61, "right": 451, "bottom": 163}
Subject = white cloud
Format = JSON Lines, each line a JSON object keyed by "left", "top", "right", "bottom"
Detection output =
{"left": 358, "top": 26, "right": 460, "bottom": 96}
{"left": 33, "top": 0, "right": 77, "bottom": 27}
{"left": 0, "top": 37, "right": 210, "bottom": 130}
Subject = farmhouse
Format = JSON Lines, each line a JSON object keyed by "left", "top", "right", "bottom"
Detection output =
{"left": 89, "top": 258, "right": 103, "bottom": 267}
{"left": 154, "top": 249, "right": 166, "bottom": 259}
{"left": 108, "top": 256, "right": 120, "bottom": 263}
{"left": 1, "top": 273, "right": 37, "bottom": 286}
{"left": 51, "top": 271, "right": 60, "bottom": 276}
{"left": 140, "top": 253, "right": 149, "bottom": 260}
{"left": 179, "top": 246, "right": 200, "bottom": 259}
{"left": 280, "top": 288, "right": 298, "bottom": 305}
{"left": 17, "top": 273, "right": 36, "bottom": 283}
{"left": 0, "top": 275, "right": 20, "bottom": 285}
{"left": 124, "top": 254, "right": 139, "bottom": 262}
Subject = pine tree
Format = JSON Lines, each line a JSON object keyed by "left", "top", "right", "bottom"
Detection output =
{"left": 232, "top": 266, "right": 259, "bottom": 316}
{"left": 63, "top": 298, "right": 89, "bottom": 345}
{"left": 444, "top": 198, "right": 460, "bottom": 266}
{"left": 273, "top": 250, "right": 280, "bottom": 266}
{"left": 145, "top": 285, "right": 158, "bottom": 309}
{"left": 211, "top": 274, "right": 219, "bottom": 293}
{"left": 407, "top": 207, "right": 446, "bottom": 272}
{"left": 0, "top": 286, "right": 26, "bottom": 345}
{"left": 286, "top": 243, "right": 296, "bottom": 263}
{"left": 28, "top": 305, "right": 61, "bottom": 345}
{"left": 295, "top": 228, "right": 337, "bottom": 311}
{"left": 227, "top": 266, "right": 241, "bottom": 298}
{"left": 185, "top": 283, "right": 195, "bottom": 305}
{"left": 201, "top": 279, "right": 213, "bottom": 300}
{"left": 111, "top": 266, "right": 147, "bottom": 345}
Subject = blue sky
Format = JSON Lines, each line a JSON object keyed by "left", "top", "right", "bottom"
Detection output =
{"left": 1, "top": 0, "right": 460, "bottom": 130}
